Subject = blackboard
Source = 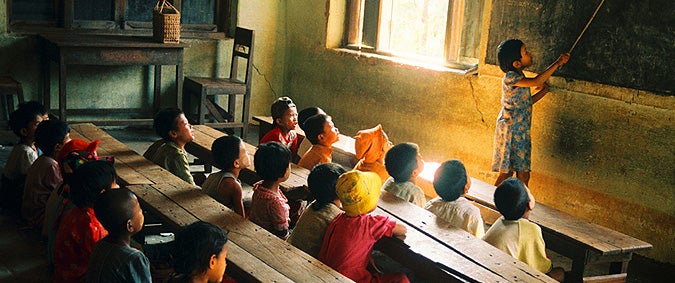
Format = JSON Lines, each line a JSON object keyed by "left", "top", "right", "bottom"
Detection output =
{"left": 485, "top": 0, "right": 674, "bottom": 95}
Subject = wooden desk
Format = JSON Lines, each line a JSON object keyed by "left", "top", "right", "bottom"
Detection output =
{"left": 41, "top": 34, "right": 189, "bottom": 124}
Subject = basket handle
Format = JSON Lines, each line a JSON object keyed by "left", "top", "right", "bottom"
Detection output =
{"left": 155, "top": 0, "right": 180, "bottom": 14}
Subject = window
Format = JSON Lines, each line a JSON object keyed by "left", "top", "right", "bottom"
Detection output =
{"left": 8, "top": 0, "right": 237, "bottom": 37}
{"left": 345, "top": 0, "right": 484, "bottom": 70}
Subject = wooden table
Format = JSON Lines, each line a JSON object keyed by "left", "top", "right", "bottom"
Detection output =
{"left": 40, "top": 34, "right": 190, "bottom": 124}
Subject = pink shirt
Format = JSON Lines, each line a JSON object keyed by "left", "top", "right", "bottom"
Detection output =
{"left": 22, "top": 155, "right": 62, "bottom": 229}
{"left": 249, "top": 181, "right": 290, "bottom": 238}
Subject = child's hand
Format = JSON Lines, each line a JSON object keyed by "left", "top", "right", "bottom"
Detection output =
{"left": 556, "top": 53, "right": 571, "bottom": 67}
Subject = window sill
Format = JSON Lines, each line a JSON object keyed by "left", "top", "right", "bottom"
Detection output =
{"left": 330, "top": 48, "right": 478, "bottom": 75}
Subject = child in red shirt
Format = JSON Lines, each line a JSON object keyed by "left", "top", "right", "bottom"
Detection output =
{"left": 259, "top": 97, "right": 299, "bottom": 156}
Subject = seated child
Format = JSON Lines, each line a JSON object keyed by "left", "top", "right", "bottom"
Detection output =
{"left": 86, "top": 188, "right": 151, "bottom": 283}
{"left": 381, "top": 142, "right": 426, "bottom": 207}
{"left": 53, "top": 160, "right": 117, "bottom": 282}
{"left": 248, "top": 142, "right": 292, "bottom": 239}
{"left": 482, "top": 177, "right": 565, "bottom": 282}
{"left": 167, "top": 221, "right": 232, "bottom": 283}
{"left": 353, "top": 124, "right": 393, "bottom": 183}
{"left": 202, "top": 135, "right": 251, "bottom": 217}
{"left": 296, "top": 107, "right": 326, "bottom": 157}
{"left": 259, "top": 97, "right": 299, "bottom": 157}
{"left": 150, "top": 108, "right": 196, "bottom": 186}
{"left": 287, "top": 163, "right": 347, "bottom": 258}
{"left": 297, "top": 114, "right": 340, "bottom": 170}
{"left": 424, "top": 160, "right": 485, "bottom": 238}
{"left": 21, "top": 119, "right": 70, "bottom": 230}
{"left": 1, "top": 101, "right": 48, "bottom": 214}
{"left": 318, "top": 170, "right": 408, "bottom": 283}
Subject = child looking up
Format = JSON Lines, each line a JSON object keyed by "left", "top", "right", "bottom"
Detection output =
{"left": 297, "top": 114, "right": 340, "bottom": 170}
{"left": 86, "top": 188, "right": 151, "bottom": 283}
{"left": 151, "top": 108, "right": 196, "bottom": 186}
{"left": 319, "top": 170, "right": 408, "bottom": 283}
{"left": 202, "top": 135, "right": 250, "bottom": 217}
{"left": 22, "top": 119, "right": 70, "bottom": 230}
{"left": 53, "top": 160, "right": 116, "bottom": 282}
{"left": 482, "top": 177, "right": 565, "bottom": 282}
{"left": 248, "top": 142, "right": 292, "bottom": 239}
{"left": 259, "top": 97, "right": 299, "bottom": 156}
{"left": 382, "top": 142, "right": 426, "bottom": 207}
{"left": 287, "top": 163, "right": 347, "bottom": 258}
{"left": 1, "top": 101, "right": 48, "bottom": 214}
{"left": 424, "top": 160, "right": 484, "bottom": 238}
{"left": 492, "top": 39, "right": 570, "bottom": 187}
{"left": 297, "top": 106, "right": 326, "bottom": 157}
{"left": 167, "top": 221, "right": 231, "bottom": 283}
{"left": 353, "top": 124, "right": 393, "bottom": 183}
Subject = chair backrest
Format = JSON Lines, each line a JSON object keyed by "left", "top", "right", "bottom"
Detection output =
{"left": 229, "top": 27, "right": 255, "bottom": 89}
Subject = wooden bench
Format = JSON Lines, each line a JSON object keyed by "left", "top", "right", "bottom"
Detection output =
{"left": 187, "top": 125, "right": 555, "bottom": 282}
{"left": 69, "top": 123, "right": 351, "bottom": 283}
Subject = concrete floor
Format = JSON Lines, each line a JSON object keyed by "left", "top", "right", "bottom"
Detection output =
{"left": 0, "top": 125, "right": 670, "bottom": 282}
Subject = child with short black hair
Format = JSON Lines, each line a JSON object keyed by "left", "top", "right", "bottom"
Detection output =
{"left": 297, "top": 114, "right": 340, "bottom": 170}
{"left": 424, "top": 160, "right": 484, "bottom": 237}
{"left": 353, "top": 124, "right": 393, "bottom": 183}
{"left": 319, "top": 170, "right": 408, "bottom": 282}
{"left": 287, "top": 163, "right": 347, "bottom": 257}
{"left": 21, "top": 119, "right": 70, "bottom": 229}
{"left": 248, "top": 142, "right": 292, "bottom": 239}
{"left": 53, "top": 160, "right": 117, "bottom": 282}
{"left": 150, "top": 107, "right": 196, "bottom": 186}
{"left": 1, "top": 101, "right": 48, "bottom": 213}
{"left": 382, "top": 142, "right": 426, "bottom": 207}
{"left": 202, "top": 135, "right": 250, "bottom": 217}
{"left": 296, "top": 107, "right": 326, "bottom": 157}
{"left": 482, "top": 177, "right": 565, "bottom": 282}
{"left": 167, "top": 221, "right": 231, "bottom": 283}
{"left": 259, "top": 97, "right": 299, "bottom": 156}
{"left": 86, "top": 188, "right": 151, "bottom": 283}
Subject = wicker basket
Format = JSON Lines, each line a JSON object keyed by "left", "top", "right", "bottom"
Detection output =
{"left": 153, "top": 0, "right": 180, "bottom": 43}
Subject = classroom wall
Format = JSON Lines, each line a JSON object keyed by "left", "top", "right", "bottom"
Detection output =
{"left": 281, "top": 0, "right": 674, "bottom": 263}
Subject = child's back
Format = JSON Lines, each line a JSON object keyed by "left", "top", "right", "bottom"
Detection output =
{"left": 249, "top": 142, "right": 292, "bottom": 239}
{"left": 382, "top": 143, "right": 426, "bottom": 207}
{"left": 353, "top": 124, "right": 391, "bottom": 183}
{"left": 202, "top": 136, "right": 250, "bottom": 217}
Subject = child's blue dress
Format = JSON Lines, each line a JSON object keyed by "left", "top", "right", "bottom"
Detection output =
{"left": 492, "top": 71, "right": 532, "bottom": 172}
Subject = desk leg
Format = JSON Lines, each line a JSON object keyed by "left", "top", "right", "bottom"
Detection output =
{"left": 59, "top": 59, "right": 66, "bottom": 121}
{"left": 154, "top": 65, "right": 161, "bottom": 114}
{"left": 176, "top": 53, "right": 183, "bottom": 110}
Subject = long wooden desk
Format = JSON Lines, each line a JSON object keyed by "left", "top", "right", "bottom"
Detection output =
{"left": 41, "top": 34, "right": 189, "bottom": 124}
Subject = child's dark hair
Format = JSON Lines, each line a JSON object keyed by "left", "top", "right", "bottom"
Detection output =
{"left": 8, "top": 101, "right": 47, "bottom": 138}
{"left": 303, "top": 114, "right": 329, "bottom": 145}
{"left": 69, "top": 160, "right": 117, "bottom": 209}
{"left": 153, "top": 108, "right": 183, "bottom": 142}
{"left": 254, "top": 142, "right": 291, "bottom": 181}
{"left": 493, "top": 177, "right": 530, "bottom": 220}
{"left": 385, "top": 142, "right": 420, "bottom": 182}
{"left": 172, "top": 221, "right": 228, "bottom": 276}
{"left": 212, "top": 135, "right": 242, "bottom": 170}
{"left": 34, "top": 119, "right": 70, "bottom": 156}
{"left": 270, "top": 97, "right": 296, "bottom": 125}
{"left": 497, "top": 39, "right": 524, "bottom": 73}
{"left": 298, "top": 107, "right": 323, "bottom": 132}
{"left": 308, "top": 163, "right": 347, "bottom": 211}
{"left": 94, "top": 188, "right": 137, "bottom": 236}
{"left": 433, "top": 160, "right": 468, "bottom": 201}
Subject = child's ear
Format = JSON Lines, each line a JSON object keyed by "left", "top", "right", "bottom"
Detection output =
{"left": 19, "top": 128, "right": 29, "bottom": 137}
{"left": 168, "top": 130, "right": 178, "bottom": 140}
{"left": 126, "top": 219, "right": 134, "bottom": 233}
{"left": 209, "top": 254, "right": 218, "bottom": 269}
{"left": 233, "top": 159, "right": 240, "bottom": 169}
{"left": 512, "top": 60, "right": 522, "bottom": 69}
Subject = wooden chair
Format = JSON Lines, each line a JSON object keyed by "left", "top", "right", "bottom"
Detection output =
{"left": 183, "top": 27, "right": 254, "bottom": 139}
{"left": 0, "top": 76, "right": 25, "bottom": 122}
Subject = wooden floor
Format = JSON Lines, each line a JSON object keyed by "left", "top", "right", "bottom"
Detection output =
{"left": 0, "top": 125, "right": 670, "bottom": 282}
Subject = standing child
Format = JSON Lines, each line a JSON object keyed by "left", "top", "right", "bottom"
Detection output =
{"left": 259, "top": 97, "right": 299, "bottom": 156}
{"left": 297, "top": 114, "right": 340, "bottom": 170}
{"left": 482, "top": 177, "right": 565, "bottom": 282}
{"left": 167, "top": 221, "right": 232, "bottom": 283}
{"left": 318, "top": 170, "right": 408, "bottom": 283}
{"left": 296, "top": 106, "right": 326, "bottom": 157}
{"left": 492, "top": 39, "right": 570, "bottom": 186}
{"left": 424, "top": 160, "right": 484, "bottom": 238}
{"left": 1, "top": 101, "right": 48, "bottom": 214}
{"left": 287, "top": 163, "right": 347, "bottom": 258}
{"left": 248, "top": 142, "right": 292, "bottom": 239}
{"left": 202, "top": 135, "right": 251, "bottom": 217}
{"left": 21, "top": 119, "right": 70, "bottom": 230}
{"left": 86, "top": 188, "right": 151, "bottom": 283}
{"left": 150, "top": 108, "right": 197, "bottom": 186}
{"left": 353, "top": 124, "right": 393, "bottom": 183}
{"left": 382, "top": 143, "right": 426, "bottom": 207}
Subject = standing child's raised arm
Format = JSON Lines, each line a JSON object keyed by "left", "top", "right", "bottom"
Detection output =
{"left": 515, "top": 53, "right": 570, "bottom": 87}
